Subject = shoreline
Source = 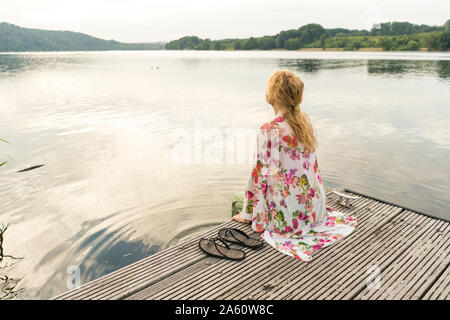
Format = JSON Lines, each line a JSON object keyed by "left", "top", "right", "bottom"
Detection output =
{"left": 2, "top": 48, "right": 450, "bottom": 54}
{"left": 248, "top": 47, "right": 436, "bottom": 52}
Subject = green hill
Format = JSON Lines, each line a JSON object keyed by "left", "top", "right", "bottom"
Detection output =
{"left": 0, "top": 22, "right": 165, "bottom": 52}
{"left": 166, "top": 20, "right": 450, "bottom": 51}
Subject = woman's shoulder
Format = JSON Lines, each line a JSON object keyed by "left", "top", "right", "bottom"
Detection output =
{"left": 258, "top": 114, "right": 286, "bottom": 131}
{"left": 258, "top": 120, "right": 280, "bottom": 132}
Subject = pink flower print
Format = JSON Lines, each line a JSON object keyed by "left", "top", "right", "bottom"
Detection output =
{"left": 255, "top": 223, "right": 264, "bottom": 233}
{"left": 267, "top": 139, "right": 272, "bottom": 149}
{"left": 274, "top": 116, "right": 284, "bottom": 122}
{"left": 269, "top": 201, "right": 276, "bottom": 210}
{"left": 283, "top": 173, "right": 294, "bottom": 186}
{"left": 290, "top": 149, "right": 300, "bottom": 160}
{"left": 263, "top": 152, "right": 270, "bottom": 163}
{"left": 245, "top": 191, "right": 254, "bottom": 199}
{"left": 296, "top": 194, "right": 309, "bottom": 205}
{"left": 317, "top": 173, "right": 322, "bottom": 184}
{"left": 280, "top": 199, "right": 287, "bottom": 208}
{"left": 295, "top": 229, "right": 303, "bottom": 235}
{"left": 325, "top": 216, "right": 336, "bottom": 226}
{"left": 309, "top": 188, "right": 315, "bottom": 197}
{"left": 282, "top": 241, "right": 293, "bottom": 251}
{"left": 313, "top": 160, "right": 318, "bottom": 173}
{"left": 262, "top": 212, "right": 270, "bottom": 224}
{"left": 313, "top": 244, "right": 322, "bottom": 251}
{"left": 284, "top": 226, "right": 293, "bottom": 233}
{"left": 261, "top": 183, "right": 268, "bottom": 196}
{"left": 325, "top": 220, "right": 336, "bottom": 227}
{"left": 297, "top": 212, "right": 309, "bottom": 221}
{"left": 292, "top": 219, "right": 299, "bottom": 229}
{"left": 303, "top": 161, "right": 310, "bottom": 170}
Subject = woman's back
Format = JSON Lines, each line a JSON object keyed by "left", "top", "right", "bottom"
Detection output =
{"left": 251, "top": 112, "right": 327, "bottom": 236}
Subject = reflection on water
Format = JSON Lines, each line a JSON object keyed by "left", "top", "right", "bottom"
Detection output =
{"left": 367, "top": 60, "right": 450, "bottom": 79}
{"left": 0, "top": 51, "right": 449, "bottom": 299}
{"left": 280, "top": 58, "right": 450, "bottom": 79}
{"left": 280, "top": 59, "right": 367, "bottom": 73}
{"left": 0, "top": 54, "right": 84, "bottom": 75}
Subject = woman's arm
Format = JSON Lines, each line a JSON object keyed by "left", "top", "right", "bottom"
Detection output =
{"left": 232, "top": 123, "right": 274, "bottom": 230}
{"left": 232, "top": 176, "right": 254, "bottom": 223}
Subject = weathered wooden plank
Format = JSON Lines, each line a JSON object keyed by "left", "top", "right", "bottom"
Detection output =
{"left": 354, "top": 220, "right": 449, "bottom": 300}
{"left": 337, "top": 213, "right": 443, "bottom": 300}
{"left": 261, "top": 209, "right": 420, "bottom": 299}
{"left": 303, "top": 211, "right": 432, "bottom": 299}
{"left": 153, "top": 237, "right": 274, "bottom": 300}
{"left": 222, "top": 199, "right": 396, "bottom": 300}
{"left": 391, "top": 222, "right": 449, "bottom": 300}
{"left": 316, "top": 212, "right": 436, "bottom": 299}
{"left": 244, "top": 203, "right": 403, "bottom": 300}
{"left": 204, "top": 197, "right": 378, "bottom": 300}
{"left": 126, "top": 254, "right": 240, "bottom": 300}
{"left": 421, "top": 264, "right": 449, "bottom": 300}
{"left": 194, "top": 197, "right": 380, "bottom": 300}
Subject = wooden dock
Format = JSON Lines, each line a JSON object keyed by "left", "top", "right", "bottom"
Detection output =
{"left": 53, "top": 186, "right": 449, "bottom": 300}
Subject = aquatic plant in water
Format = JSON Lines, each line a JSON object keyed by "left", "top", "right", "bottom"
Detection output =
{"left": 0, "top": 139, "right": 23, "bottom": 299}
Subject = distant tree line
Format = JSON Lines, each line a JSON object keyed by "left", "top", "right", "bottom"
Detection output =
{"left": 165, "top": 20, "right": 450, "bottom": 51}
{"left": 0, "top": 20, "right": 449, "bottom": 53}
{"left": 0, "top": 23, "right": 166, "bottom": 52}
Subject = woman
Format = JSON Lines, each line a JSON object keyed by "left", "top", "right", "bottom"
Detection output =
{"left": 232, "top": 70, "right": 357, "bottom": 262}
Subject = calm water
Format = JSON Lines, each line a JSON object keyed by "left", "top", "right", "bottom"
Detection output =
{"left": 0, "top": 50, "right": 449, "bottom": 299}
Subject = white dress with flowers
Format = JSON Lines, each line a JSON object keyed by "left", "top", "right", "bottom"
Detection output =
{"left": 240, "top": 111, "right": 357, "bottom": 262}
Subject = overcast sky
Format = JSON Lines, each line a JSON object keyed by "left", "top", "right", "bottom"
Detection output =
{"left": 1, "top": 0, "right": 448, "bottom": 43}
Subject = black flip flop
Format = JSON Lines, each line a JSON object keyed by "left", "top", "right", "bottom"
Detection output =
{"left": 218, "top": 228, "right": 264, "bottom": 249}
{"left": 198, "top": 237, "right": 246, "bottom": 261}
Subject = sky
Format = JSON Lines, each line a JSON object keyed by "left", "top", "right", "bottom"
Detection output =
{"left": 1, "top": 0, "right": 449, "bottom": 43}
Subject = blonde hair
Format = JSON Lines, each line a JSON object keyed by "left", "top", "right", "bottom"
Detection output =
{"left": 267, "top": 70, "right": 317, "bottom": 153}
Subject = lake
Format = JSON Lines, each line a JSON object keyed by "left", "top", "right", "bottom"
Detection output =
{"left": 0, "top": 50, "right": 449, "bottom": 299}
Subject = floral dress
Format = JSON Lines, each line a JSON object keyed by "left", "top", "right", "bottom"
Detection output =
{"left": 240, "top": 111, "right": 357, "bottom": 262}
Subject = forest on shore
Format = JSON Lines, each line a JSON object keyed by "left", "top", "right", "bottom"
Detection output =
{"left": 0, "top": 22, "right": 165, "bottom": 52}
{"left": 0, "top": 20, "right": 448, "bottom": 53}
{"left": 165, "top": 20, "right": 450, "bottom": 51}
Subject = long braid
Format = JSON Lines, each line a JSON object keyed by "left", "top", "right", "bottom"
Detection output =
{"left": 268, "top": 70, "right": 317, "bottom": 153}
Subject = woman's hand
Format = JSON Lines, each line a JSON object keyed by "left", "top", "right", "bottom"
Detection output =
{"left": 232, "top": 213, "right": 251, "bottom": 224}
